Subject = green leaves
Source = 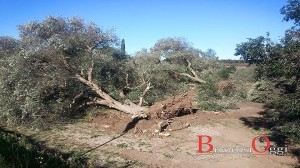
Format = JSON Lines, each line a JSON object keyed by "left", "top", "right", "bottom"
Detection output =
{"left": 281, "top": 0, "right": 300, "bottom": 27}
{"left": 234, "top": 36, "right": 269, "bottom": 65}
{"left": 238, "top": 0, "right": 300, "bottom": 144}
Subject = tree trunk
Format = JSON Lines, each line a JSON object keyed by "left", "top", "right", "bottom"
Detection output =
{"left": 93, "top": 98, "right": 147, "bottom": 114}
{"left": 75, "top": 73, "right": 147, "bottom": 115}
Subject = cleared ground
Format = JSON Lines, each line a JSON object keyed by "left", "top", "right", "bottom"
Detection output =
{"left": 13, "top": 101, "right": 298, "bottom": 168}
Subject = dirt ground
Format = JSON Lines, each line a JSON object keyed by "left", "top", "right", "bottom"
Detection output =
{"left": 58, "top": 88, "right": 297, "bottom": 168}
{"left": 18, "top": 89, "right": 299, "bottom": 167}
{"left": 81, "top": 102, "right": 298, "bottom": 168}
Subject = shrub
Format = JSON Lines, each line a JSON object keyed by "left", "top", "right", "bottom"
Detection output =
{"left": 199, "top": 100, "right": 239, "bottom": 112}
{"left": 266, "top": 91, "right": 300, "bottom": 144}
{"left": 197, "top": 79, "right": 249, "bottom": 112}
{"left": 0, "top": 128, "right": 89, "bottom": 167}
{"left": 247, "top": 81, "right": 280, "bottom": 103}
{"left": 198, "top": 77, "right": 221, "bottom": 100}
{"left": 198, "top": 77, "right": 240, "bottom": 112}
{"left": 199, "top": 101, "right": 226, "bottom": 112}
{"left": 217, "top": 66, "right": 236, "bottom": 80}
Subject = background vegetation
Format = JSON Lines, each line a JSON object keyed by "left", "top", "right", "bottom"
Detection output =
{"left": 0, "top": 0, "right": 299, "bottom": 167}
{"left": 235, "top": 0, "right": 300, "bottom": 144}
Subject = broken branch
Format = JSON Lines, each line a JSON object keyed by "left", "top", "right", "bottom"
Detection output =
{"left": 174, "top": 59, "right": 206, "bottom": 83}
{"left": 138, "top": 82, "right": 153, "bottom": 106}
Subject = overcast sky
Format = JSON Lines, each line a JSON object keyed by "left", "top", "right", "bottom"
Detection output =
{"left": 0, "top": 0, "right": 294, "bottom": 59}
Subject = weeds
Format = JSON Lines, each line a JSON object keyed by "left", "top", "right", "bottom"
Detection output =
{"left": 218, "top": 65, "right": 236, "bottom": 80}
{"left": 117, "top": 143, "right": 128, "bottom": 148}
{"left": 0, "top": 127, "right": 88, "bottom": 168}
{"left": 232, "top": 66, "right": 255, "bottom": 83}
{"left": 198, "top": 67, "right": 251, "bottom": 112}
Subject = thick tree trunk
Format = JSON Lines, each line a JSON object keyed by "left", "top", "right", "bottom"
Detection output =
{"left": 74, "top": 67, "right": 148, "bottom": 115}
{"left": 93, "top": 98, "right": 147, "bottom": 114}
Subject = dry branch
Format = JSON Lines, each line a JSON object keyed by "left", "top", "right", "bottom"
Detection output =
{"left": 176, "top": 59, "right": 206, "bottom": 84}
{"left": 138, "top": 82, "right": 153, "bottom": 106}
{"left": 87, "top": 62, "right": 94, "bottom": 82}
{"left": 69, "top": 91, "right": 84, "bottom": 108}
{"left": 186, "top": 59, "right": 198, "bottom": 78}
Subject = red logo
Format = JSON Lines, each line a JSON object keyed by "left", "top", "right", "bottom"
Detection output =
{"left": 197, "top": 135, "right": 287, "bottom": 155}
{"left": 197, "top": 135, "right": 213, "bottom": 153}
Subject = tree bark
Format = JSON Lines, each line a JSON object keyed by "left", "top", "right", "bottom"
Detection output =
{"left": 176, "top": 59, "right": 206, "bottom": 84}
{"left": 74, "top": 63, "right": 148, "bottom": 115}
{"left": 138, "top": 82, "right": 153, "bottom": 106}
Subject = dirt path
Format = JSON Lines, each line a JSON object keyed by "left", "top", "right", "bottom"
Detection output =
{"left": 31, "top": 102, "right": 299, "bottom": 167}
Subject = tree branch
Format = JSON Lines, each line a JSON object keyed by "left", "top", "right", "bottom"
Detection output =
{"left": 69, "top": 91, "right": 84, "bottom": 108}
{"left": 139, "top": 82, "right": 153, "bottom": 106}
{"left": 186, "top": 59, "right": 198, "bottom": 78}
{"left": 88, "top": 62, "right": 94, "bottom": 82}
{"left": 175, "top": 59, "right": 206, "bottom": 83}
{"left": 75, "top": 69, "right": 147, "bottom": 114}
{"left": 178, "top": 73, "right": 206, "bottom": 83}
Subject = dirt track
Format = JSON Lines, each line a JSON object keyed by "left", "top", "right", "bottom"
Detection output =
{"left": 36, "top": 102, "right": 299, "bottom": 167}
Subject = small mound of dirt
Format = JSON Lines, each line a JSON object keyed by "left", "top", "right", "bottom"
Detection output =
{"left": 147, "top": 89, "right": 197, "bottom": 120}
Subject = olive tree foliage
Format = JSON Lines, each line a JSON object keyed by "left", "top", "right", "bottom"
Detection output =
{"left": 0, "top": 17, "right": 215, "bottom": 127}
{"left": 275, "top": 0, "right": 300, "bottom": 144}
{"left": 126, "top": 37, "right": 211, "bottom": 105}
{"left": 150, "top": 37, "right": 205, "bottom": 64}
{"left": 149, "top": 37, "right": 206, "bottom": 83}
{"left": 0, "top": 36, "right": 21, "bottom": 57}
{"left": 281, "top": 0, "right": 300, "bottom": 27}
{"left": 234, "top": 35, "right": 272, "bottom": 65}
{"left": 0, "top": 16, "right": 147, "bottom": 127}
{"left": 268, "top": 29, "right": 300, "bottom": 144}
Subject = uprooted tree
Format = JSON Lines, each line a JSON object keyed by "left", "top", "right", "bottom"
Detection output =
{"left": 17, "top": 16, "right": 148, "bottom": 115}
{"left": 0, "top": 17, "right": 207, "bottom": 127}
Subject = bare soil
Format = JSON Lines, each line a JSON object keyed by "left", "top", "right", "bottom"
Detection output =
{"left": 14, "top": 89, "right": 299, "bottom": 167}
{"left": 79, "top": 90, "right": 299, "bottom": 168}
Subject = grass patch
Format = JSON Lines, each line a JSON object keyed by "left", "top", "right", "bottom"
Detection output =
{"left": 232, "top": 66, "right": 255, "bottom": 83}
{"left": 117, "top": 143, "right": 128, "bottom": 148}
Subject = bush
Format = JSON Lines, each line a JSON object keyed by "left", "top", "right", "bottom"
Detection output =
{"left": 217, "top": 66, "right": 236, "bottom": 80}
{"left": 0, "top": 128, "right": 88, "bottom": 167}
{"left": 0, "top": 155, "right": 8, "bottom": 168}
{"left": 198, "top": 77, "right": 240, "bottom": 112}
{"left": 198, "top": 77, "right": 221, "bottom": 100}
{"left": 199, "top": 101, "right": 239, "bottom": 112}
{"left": 199, "top": 101, "right": 226, "bottom": 112}
{"left": 247, "top": 81, "right": 280, "bottom": 103}
{"left": 0, "top": 130, "right": 65, "bottom": 167}
{"left": 267, "top": 91, "right": 300, "bottom": 144}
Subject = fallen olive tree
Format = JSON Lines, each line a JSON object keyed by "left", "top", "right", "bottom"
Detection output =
{"left": 0, "top": 17, "right": 208, "bottom": 128}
